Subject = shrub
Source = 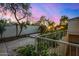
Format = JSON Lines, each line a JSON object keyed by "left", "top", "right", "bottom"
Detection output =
{"left": 37, "top": 39, "right": 49, "bottom": 56}
{"left": 15, "top": 45, "right": 37, "bottom": 56}
{"left": 14, "top": 44, "right": 49, "bottom": 56}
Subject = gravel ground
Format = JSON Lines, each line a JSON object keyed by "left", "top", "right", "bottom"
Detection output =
{"left": 0, "top": 37, "right": 36, "bottom": 56}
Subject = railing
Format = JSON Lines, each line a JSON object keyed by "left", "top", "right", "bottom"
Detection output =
{"left": 30, "top": 34, "right": 79, "bottom": 56}
{"left": 1, "top": 31, "right": 79, "bottom": 56}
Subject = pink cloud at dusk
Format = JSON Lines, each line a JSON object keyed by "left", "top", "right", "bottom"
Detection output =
{"left": 31, "top": 6, "right": 47, "bottom": 19}
{"left": 31, "top": 3, "right": 61, "bottom": 24}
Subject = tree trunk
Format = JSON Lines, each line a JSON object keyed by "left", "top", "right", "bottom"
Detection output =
{"left": 18, "top": 26, "right": 23, "bottom": 36}
{"left": 0, "top": 33, "right": 3, "bottom": 42}
{"left": 26, "top": 15, "right": 29, "bottom": 25}
{"left": 1, "top": 33, "right": 2, "bottom": 39}
{"left": 16, "top": 24, "right": 18, "bottom": 36}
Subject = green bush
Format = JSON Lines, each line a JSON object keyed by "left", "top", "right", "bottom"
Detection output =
{"left": 50, "top": 52, "right": 58, "bottom": 56}
{"left": 37, "top": 39, "right": 49, "bottom": 56}
{"left": 14, "top": 44, "right": 49, "bottom": 56}
{"left": 15, "top": 45, "right": 37, "bottom": 56}
{"left": 0, "top": 20, "right": 6, "bottom": 38}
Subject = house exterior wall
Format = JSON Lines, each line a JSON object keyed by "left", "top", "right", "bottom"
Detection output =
{"left": 66, "top": 19, "right": 79, "bottom": 56}
{"left": 68, "top": 20, "right": 79, "bottom": 35}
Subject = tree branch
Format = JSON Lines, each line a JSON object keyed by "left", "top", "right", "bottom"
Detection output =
{"left": 11, "top": 4, "right": 20, "bottom": 24}
{"left": 18, "top": 13, "right": 27, "bottom": 20}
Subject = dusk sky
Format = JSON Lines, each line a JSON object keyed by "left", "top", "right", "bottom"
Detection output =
{"left": 0, "top": 3, "right": 79, "bottom": 24}
{"left": 31, "top": 3, "right": 79, "bottom": 23}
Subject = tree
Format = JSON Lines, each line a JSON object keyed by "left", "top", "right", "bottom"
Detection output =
{"left": 60, "top": 16, "right": 68, "bottom": 30}
{"left": 60, "top": 16, "right": 68, "bottom": 25}
{"left": 0, "top": 19, "right": 6, "bottom": 39}
{"left": 0, "top": 3, "right": 31, "bottom": 36}
{"left": 39, "top": 25, "right": 47, "bottom": 34}
{"left": 38, "top": 16, "right": 48, "bottom": 34}
{"left": 39, "top": 16, "right": 47, "bottom": 25}
{"left": 26, "top": 20, "right": 30, "bottom": 25}
{"left": 47, "top": 21, "right": 55, "bottom": 31}
{"left": 59, "top": 16, "right": 69, "bottom": 36}
{"left": 18, "top": 22, "right": 27, "bottom": 36}
{"left": 26, "top": 12, "right": 32, "bottom": 25}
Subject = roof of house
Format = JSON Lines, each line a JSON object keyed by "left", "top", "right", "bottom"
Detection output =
{"left": 69, "top": 17, "right": 79, "bottom": 21}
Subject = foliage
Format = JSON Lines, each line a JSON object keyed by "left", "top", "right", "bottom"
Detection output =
{"left": 39, "top": 25, "right": 47, "bottom": 34}
{"left": 26, "top": 20, "right": 30, "bottom": 25}
{"left": 14, "top": 44, "right": 49, "bottom": 56}
{"left": 15, "top": 45, "right": 37, "bottom": 56}
{"left": 38, "top": 16, "right": 56, "bottom": 34}
{"left": 0, "top": 20, "right": 6, "bottom": 38}
{"left": 37, "top": 38, "right": 60, "bottom": 55}
{"left": 0, "top": 4, "right": 31, "bottom": 22}
{"left": 37, "top": 39, "right": 49, "bottom": 56}
{"left": 0, "top": 3, "right": 31, "bottom": 36}
{"left": 60, "top": 16, "right": 68, "bottom": 30}
{"left": 48, "top": 30, "right": 65, "bottom": 39}
{"left": 50, "top": 52, "right": 58, "bottom": 56}
{"left": 39, "top": 29, "right": 66, "bottom": 48}
{"left": 18, "top": 22, "right": 27, "bottom": 35}
{"left": 60, "top": 16, "right": 68, "bottom": 24}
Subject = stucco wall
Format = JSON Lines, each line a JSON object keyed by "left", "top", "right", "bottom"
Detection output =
{"left": 68, "top": 20, "right": 79, "bottom": 35}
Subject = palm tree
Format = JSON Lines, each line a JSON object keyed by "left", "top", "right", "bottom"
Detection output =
{"left": 0, "top": 19, "right": 6, "bottom": 39}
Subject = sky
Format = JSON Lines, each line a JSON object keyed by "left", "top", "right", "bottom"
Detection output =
{"left": 31, "top": 3, "right": 79, "bottom": 23}
{"left": 0, "top": 3, "right": 79, "bottom": 24}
